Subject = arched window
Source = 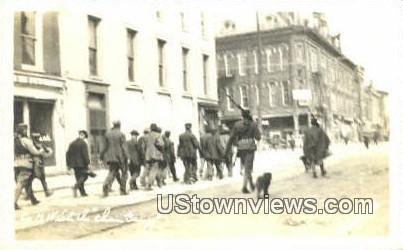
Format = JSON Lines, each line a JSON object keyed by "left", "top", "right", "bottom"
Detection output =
{"left": 281, "top": 44, "right": 289, "bottom": 70}
{"left": 295, "top": 43, "right": 304, "bottom": 63}
{"left": 270, "top": 47, "right": 281, "bottom": 72}
{"left": 269, "top": 82, "right": 282, "bottom": 106}
{"left": 282, "top": 80, "right": 291, "bottom": 105}
{"left": 240, "top": 85, "right": 249, "bottom": 108}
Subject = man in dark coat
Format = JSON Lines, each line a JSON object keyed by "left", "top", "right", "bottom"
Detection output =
{"left": 162, "top": 131, "right": 179, "bottom": 182}
{"left": 178, "top": 123, "right": 200, "bottom": 184}
{"left": 199, "top": 128, "right": 212, "bottom": 180}
{"left": 100, "top": 120, "right": 128, "bottom": 196}
{"left": 225, "top": 110, "right": 261, "bottom": 193}
{"left": 66, "top": 130, "right": 91, "bottom": 197}
{"left": 126, "top": 130, "right": 141, "bottom": 190}
{"left": 303, "top": 118, "right": 331, "bottom": 178}
{"left": 205, "top": 128, "right": 225, "bottom": 180}
{"left": 219, "top": 126, "right": 233, "bottom": 177}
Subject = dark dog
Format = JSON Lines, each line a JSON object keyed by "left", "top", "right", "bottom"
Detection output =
{"left": 300, "top": 155, "right": 310, "bottom": 172}
{"left": 256, "top": 172, "right": 272, "bottom": 198}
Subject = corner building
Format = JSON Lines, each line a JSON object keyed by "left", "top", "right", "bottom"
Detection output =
{"left": 13, "top": 2, "right": 218, "bottom": 172}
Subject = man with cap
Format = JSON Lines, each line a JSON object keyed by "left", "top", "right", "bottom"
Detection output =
{"left": 205, "top": 127, "right": 225, "bottom": 180}
{"left": 143, "top": 123, "right": 165, "bottom": 190}
{"left": 126, "top": 130, "right": 141, "bottom": 190}
{"left": 100, "top": 120, "right": 128, "bottom": 196}
{"left": 30, "top": 133, "right": 53, "bottom": 197}
{"left": 199, "top": 128, "right": 210, "bottom": 180}
{"left": 66, "top": 130, "right": 92, "bottom": 197}
{"left": 225, "top": 109, "right": 261, "bottom": 193}
{"left": 162, "top": 130, "right": 179, "bottom": 182}
{"left": 14, "top": 123, "right": 44, "bottom": 209}
{"left": 138, "top": 128, "right": 150, "bottom": 187}
{"left": 303, "top": 117, "right": 330, "bottom": 178}
{"left": 220, "top": 125, "right": 233, "bottom": 177}
{"left": 178, "top": 123, "right": 201, "bottom": 184}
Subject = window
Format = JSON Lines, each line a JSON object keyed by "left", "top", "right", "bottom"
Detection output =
{"left": 254, "top": 85, "right": 260, "bottom": 105}
{"left": 203, "top": 54, "right": 209, "bottom": 95}
{"left": 224, "top": 54, "right": 232, "bottom": 77}
{"left": 157, "top": 39, "right": 166, "bottom": 87}
{"left": 127, "top": 29, "right": 136, "bottom": 82}
{"left": 310, "top": 49, "right": 318, "bottom": 72}
{"left": 240, "top": 85, "right": 249, "bottom": 108}
{"left": 20, "top": 11, "right": 43, "bottom": 70}
{"left": 282, "top": 81, "right": 291, "bottom": 105}
{"left": 270, "top": 48, "right": 281, "bottom": 72}
{"left": 265, "top": 49, "right": 272, "bottom": 72}
{"left": 21, "top": 12, "right": 36, "bottom": 65}
{"left": 225, "top": 87, "right": 235, "bottom": 110}
{"left": 237, "top": 53, "right": 246, "bottom": 76}
{"left": 88, "top": 16, "right": 100, "bottom": 76}
{"left": 269, "top": 82, "right": 282, "bottom": 106}
{"left": 182, "top": 47, "right": 189, "bottom": 91}
{"left": 281, "top": 44, "right": 289, "bottom": 70}
{"left": 253, "top": 50, "right": 259, "bottom": 74}
{"left": 295, "top": 43, "right": 304, "bottom": 63}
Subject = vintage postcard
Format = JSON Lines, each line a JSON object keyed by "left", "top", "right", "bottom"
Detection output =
{"left": 0, "top": 0, "right": 402, "bottom": 249}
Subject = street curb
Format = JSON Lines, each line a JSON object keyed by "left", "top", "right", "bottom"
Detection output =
{"left": 17, "top": 177, "right": 241, "bottom": 232}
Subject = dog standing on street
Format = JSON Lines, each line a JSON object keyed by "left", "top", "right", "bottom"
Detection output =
{"left": 256, "top": 172, "right": 272, "bottom": 198}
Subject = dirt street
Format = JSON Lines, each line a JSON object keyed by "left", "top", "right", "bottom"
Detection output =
{"left": 16, "top": 144, "right": 387, "bottom": 240}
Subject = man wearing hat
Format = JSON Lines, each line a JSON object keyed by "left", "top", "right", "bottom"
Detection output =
{"left": 138, "top": 128, "right": 150, "bottom": 187}
{"left": 162, "top": 130, "right": 179, "bottom": 182}
{"left": 178, "top": 123, "right": 201, "bottom": 184}
{"left": 199, "top": 127, "right": 211, "bottom": 180}
{"left": 205, "top": 127, "right": 225, "bottom": 180}
{"left": 303, "top": 117, "right": 331, "bottom": 178}
{"left": 220, "top": 125, "right": 233, "bottom": 177}
{"left": 30, "top": 133, "right": 53, "bottom": 197}
{"left": 126, "top": 130, "right": 141, "bottom": 190}
{"left": 143, "top": 123, "right": 165, "bottom": 190}
{"left": 101, "top": 120, "right": 128, "bottom": 196}
{"left": 225, "top": 109, "right": 261, "bottom": 193}
{"left": 14, "top": 123, "right": 44, "bottom": 209}
{"left": 66, "top": 130, "right": 91, "bottom": 197}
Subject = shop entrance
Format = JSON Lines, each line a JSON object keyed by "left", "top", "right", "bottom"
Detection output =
{"left": 14, "top": 99, "right": 56, "bottom": 166}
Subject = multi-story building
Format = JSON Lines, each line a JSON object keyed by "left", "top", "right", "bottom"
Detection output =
{"left": 13, "top": 2, "right": 218, "bottom": 172}
{"left": 216, "top": 12, "right": 362, "bottom": 143}
{"left": 361, "top": 83, "right": 389, "bottom": 140}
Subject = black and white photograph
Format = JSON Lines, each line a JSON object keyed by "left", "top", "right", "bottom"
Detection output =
{"left": 0, "top": 0, "right": 402, "bottom": 249}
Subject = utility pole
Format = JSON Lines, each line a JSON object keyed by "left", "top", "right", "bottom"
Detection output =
{"left": 256, "top": 12, "right": 263, "bottom": 136}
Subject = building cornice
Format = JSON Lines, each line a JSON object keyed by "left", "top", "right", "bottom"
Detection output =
{"left": 216, "top": 25, "right": 356, "bottom": 70}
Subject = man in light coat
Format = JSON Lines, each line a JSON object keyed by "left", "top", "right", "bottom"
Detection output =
{"left": 101, "top": 120, "right": 128, "bottom": 197}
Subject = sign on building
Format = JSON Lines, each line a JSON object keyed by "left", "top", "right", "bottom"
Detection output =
{"left": 292, "top": 89, "right": 312, "bottom": 106}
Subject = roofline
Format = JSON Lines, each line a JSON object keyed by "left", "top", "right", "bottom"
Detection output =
{"left": 216, "top": 25, "right": 356, "bottom": 70}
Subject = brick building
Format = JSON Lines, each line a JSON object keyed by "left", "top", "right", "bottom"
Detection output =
{"left": 216, "top": 12, "right": 362, "bottom": 143}
{"left": 12, "top": 2, "right": 218, "bottom": 173}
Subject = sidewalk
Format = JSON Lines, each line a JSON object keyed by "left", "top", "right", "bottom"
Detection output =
{"left": 16, "top": 142, "right": 386, "bottom": 230}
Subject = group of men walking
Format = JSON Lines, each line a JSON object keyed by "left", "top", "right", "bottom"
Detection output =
{"left": 14, "top": 107, "right": 333, "bottom": 209}
{"left": 63, "top": 110, "right": 263, "bottom": 198}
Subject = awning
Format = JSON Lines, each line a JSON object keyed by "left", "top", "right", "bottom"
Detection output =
{"left": 197, "top": 100, "right": 220, "bottom": 111}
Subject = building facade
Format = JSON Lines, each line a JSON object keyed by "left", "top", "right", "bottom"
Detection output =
{"left": 361, "top": 83, "right": 389, "bottom": 140}
{"left": 216, "top": 12, "right": 362, "bottom": 143}
{"left": 13, "top": 3, "right": 218, "bottom": 172}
